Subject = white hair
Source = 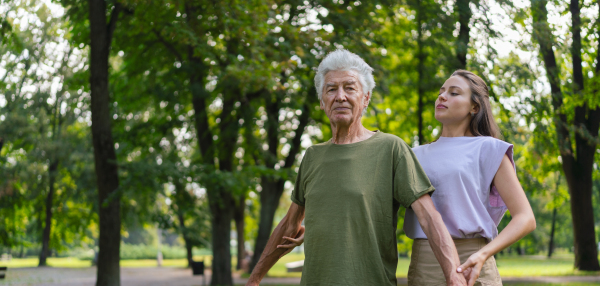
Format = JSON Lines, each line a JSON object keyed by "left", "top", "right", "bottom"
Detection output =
{"left": 314, "top": 49, "right": 376, "bottom": 114}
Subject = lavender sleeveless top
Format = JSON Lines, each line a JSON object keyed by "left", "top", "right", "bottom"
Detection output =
{"left": 403, "top": 136, "right": 514, "bottom": 240}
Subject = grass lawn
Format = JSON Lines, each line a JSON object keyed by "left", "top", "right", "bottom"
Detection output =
{"left": 0, "top": 255, "right": 213, "bottom": 268}
{"left": 2, "top": 252, "right": 599, "bottom": 282}
{"left": 261, "top": 253, "right": 600, "bottom": 278}
{"left": 495, "top": 254, "right": 600, "bottom": 277}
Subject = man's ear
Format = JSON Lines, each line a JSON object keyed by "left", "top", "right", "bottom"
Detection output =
{"left": 320, "top": 98, "right": 324, "bottom": 110}
{"left": 364, "top": 92, "right": 371, "bottom": 108}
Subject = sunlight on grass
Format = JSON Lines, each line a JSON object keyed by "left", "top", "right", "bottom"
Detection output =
{"left": 495, "top": 254, "right": 600, "bottom": 277}
{"left": 0, "top": 257, "right": 90, "bottom": 268}
{"left": 0, "top": 255, "right": 213, "bottom": 269}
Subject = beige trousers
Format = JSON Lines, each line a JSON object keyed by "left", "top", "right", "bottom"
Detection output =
{"left": 408, "top": 238, "right": 502, "bottom": 286}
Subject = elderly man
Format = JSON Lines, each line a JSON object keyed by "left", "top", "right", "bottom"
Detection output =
{"left": 246, "top": 50, "right": 466, "bottom": 286}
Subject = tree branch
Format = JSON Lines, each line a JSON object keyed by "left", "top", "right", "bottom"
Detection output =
{"left": 107, "top": 2, "right": 122, "bottom": 47}
{"left": 152, "top": 29, "right": 184, "bottom": 62}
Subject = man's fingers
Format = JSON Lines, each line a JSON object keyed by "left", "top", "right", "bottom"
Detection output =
{"left": 284, "top": 237, "right": 301, "bottom": 244}
{"left": 277, "top": 243, "right": 296, "bottom": 249}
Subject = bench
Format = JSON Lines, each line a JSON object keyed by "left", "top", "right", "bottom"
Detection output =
{"left": 285, "top": 260, "right": 304, "bottom": 272}
{"left": 0, "top": 266, "right": 6, "bottom": 279}
{"left": 190, "top": 261, "right": 206, "bottom": 286}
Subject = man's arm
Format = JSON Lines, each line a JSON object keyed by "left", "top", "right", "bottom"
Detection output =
{"left": 246, "top": 202, "right": 305, "bottom": 286}
{"left": 412, "top": 194, "right": 466, "bottom": 286}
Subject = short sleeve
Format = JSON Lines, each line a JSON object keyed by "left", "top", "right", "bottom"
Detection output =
{"left": 393, "top": 142, "right": 435, "bottom": 208}
{"left": 291, "top": 148, "right": 311, "bottom": 206}
{"left": 482, "top": 139, "right": 515, "bottom": 184}
{"left": 482, "top": 138, "right": 514, "bottom": 209}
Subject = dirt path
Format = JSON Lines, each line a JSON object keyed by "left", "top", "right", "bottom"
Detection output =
{"left": 1, "top": 267, "right": 599, "bottom": 285}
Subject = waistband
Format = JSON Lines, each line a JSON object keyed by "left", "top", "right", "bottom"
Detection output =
{"left": 414, "top": 237, "right": 488, "bottom": 244}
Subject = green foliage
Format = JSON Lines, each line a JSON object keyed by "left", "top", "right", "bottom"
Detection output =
{"left": 0, "top": 0, "right": 96, "bottom": 251}
{"left": 2, "top": 0, "right": 600, "bottom": 274}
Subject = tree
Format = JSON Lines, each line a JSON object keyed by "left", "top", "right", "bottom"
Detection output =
{"left": 88, "top": 0, "right": 123, "bottom": 284}
{"left": 0, "top": 0, "right": 96, "bottom": 264}
{"left": 531, "top": 0, "right": 600, "bottom": 270}
{"left": 455, "top": 0, "right": 472, "bottom": 69}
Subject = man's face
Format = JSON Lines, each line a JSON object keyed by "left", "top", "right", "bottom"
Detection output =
{"left": 320, "top": 70, "right": 370, "bottom": 126}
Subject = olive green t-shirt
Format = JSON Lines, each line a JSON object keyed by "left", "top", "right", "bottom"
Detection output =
{"left": 291, "top": 131, "right": 434, "bottom": 286}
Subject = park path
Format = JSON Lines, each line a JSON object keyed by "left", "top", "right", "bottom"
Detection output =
{"left": 1, "top": 267, "right": 600, "bottom": 285}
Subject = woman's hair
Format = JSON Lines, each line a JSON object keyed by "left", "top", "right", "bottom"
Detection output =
{"left": 314, "top": 49, "right": 375, "bottom": 114}
{"left": 451, "top": 70, "right": 502, "bottom": 139}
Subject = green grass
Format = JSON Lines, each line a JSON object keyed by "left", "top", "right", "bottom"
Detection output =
{"left": 495, "top": 254, "right": 600, "bottom": 277}
{"left": 261, "top": 253, "right": 600, "bottom": 279}
{"left": 2, "top": 253, "right": 599, "bottom": 282}
{"left": 0, "top": 255, "right": 213, "bottom": 268}
{"left": 505, "top": 284, "right": 600, "bottom": 286}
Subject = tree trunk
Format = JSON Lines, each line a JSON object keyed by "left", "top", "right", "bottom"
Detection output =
{"left": 39, "top": 160, "right": 59, "bottom": 267}
{"left": 249, "top": 178, "right": 284, "bottom": 272}
{"left": 176, "top": 212, "right": 193, "bottom": 268}
{"left": 234, "top": 195, "right": 245, "bottom": 270}
{"left": 89, "top": 1, "right": 122, "bottom": 285}
{"left": 548, "top": 207, "right": 556, "bottom": 258}
{"left": 566, "top": 0, "right": 600, "bottom": 271}
{"left": 567, "top": 165, "right": 600, "bottom": 270}
{"left": 416, "top": 1, "right": 425, "bottom": 145}
{"left": 455, "top": 0, "right": 471, "bottom": 69}
{"left": 209, "top": 193, "right": 234, "bottom": 286}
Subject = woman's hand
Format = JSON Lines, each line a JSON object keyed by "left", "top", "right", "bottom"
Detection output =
{"left": 457, "top": 251, "right": 487, "bottom": 286}
{"left": 276, "top": 225, "right": 305, "bottom": 258}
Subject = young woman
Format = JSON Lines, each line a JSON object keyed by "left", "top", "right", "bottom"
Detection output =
{"left": 403, "top": 70, "right": 536, "bottom": 286}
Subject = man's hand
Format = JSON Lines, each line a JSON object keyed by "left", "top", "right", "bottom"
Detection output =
{"left": 447, "top": 272, "right": 470, "bottom": 286}
{"left": 457, "top": 251, "right": 486, "bottom": 286}
{"left": 277, "top": 225, "right": 305, "bottom": 258}
{"left": 411, "top": 195, "right": 467, "bottom": 286}
{"left": 246, "top": 203, "right": 305, "bottom": 286}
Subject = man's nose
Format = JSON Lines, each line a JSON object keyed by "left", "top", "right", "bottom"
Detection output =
{"left": 334, "top": 88, "right": 348, "bottom": 102}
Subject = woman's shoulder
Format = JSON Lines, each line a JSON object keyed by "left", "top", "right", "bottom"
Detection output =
{"left": 476, "top": 136, "right": 512, "bottom": 149}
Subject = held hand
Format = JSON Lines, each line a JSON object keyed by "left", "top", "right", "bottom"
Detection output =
{"left": 446, "top": 272, "right": 468, "bottom": 286}
{"left": 457, "top": 251, "right": 487, "bottom": 286}
{"left": 245, "top": 282, "right": 259, "bottom": 286}
{"left": 276, "top": 226, "right": 305, "bottom": 258}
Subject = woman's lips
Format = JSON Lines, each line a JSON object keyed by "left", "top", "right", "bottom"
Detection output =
{"left": 436, "top": 104, "right": 447, "bottom": 109}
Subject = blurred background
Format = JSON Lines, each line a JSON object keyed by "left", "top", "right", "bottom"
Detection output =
{"left": 1, "top": 0, "right": 600, "bottom": 285}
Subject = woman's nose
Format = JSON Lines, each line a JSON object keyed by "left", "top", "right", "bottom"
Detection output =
{"left": 437, "top": 92, "right": 447, "bottom": 102}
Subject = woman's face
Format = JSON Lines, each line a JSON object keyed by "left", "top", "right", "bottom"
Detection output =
{"left": 435, "top": 76, "right": 476, "bottom": 125}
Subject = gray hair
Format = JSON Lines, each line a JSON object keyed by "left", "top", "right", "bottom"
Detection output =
{"left": 314, "top": 49, "right": 376, "bottom": 114}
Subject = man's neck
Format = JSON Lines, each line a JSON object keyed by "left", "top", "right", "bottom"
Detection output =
{"left": 331, "top": 121, "right": 374, "bottom": 144}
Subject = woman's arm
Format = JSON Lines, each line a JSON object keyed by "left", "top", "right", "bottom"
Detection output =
{"left": 457, "top": 155, "right": 536, "bottom": 286}
{"left": 246, "top": 202, "right": 305, "bottom": 286}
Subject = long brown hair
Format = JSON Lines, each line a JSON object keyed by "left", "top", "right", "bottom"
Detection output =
{"left": 451, "top": 70, "right": 502, "bottom": 139}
